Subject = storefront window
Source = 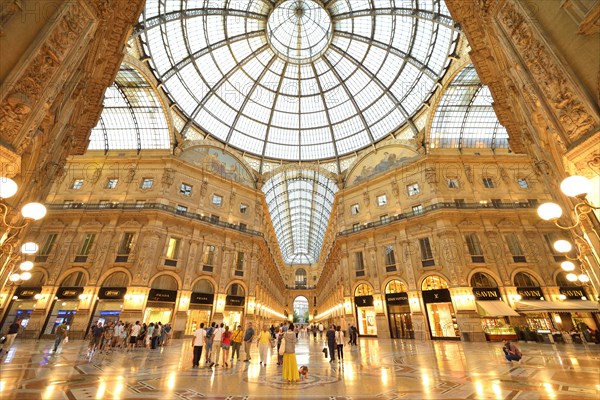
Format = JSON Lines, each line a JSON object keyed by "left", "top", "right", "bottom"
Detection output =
{"left": 354, "top": 283, "right": 377, "bottom": 336}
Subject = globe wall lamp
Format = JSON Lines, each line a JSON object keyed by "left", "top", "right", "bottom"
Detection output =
{"left": 537, "top": 175, "right": 599, "bottom": 292}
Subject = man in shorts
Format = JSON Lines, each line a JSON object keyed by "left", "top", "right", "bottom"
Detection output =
{"left": 128, "top": 321, "right": 141, "bottom": 351}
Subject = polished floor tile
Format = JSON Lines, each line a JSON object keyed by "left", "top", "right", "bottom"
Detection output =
{"left": 1, "top": 336, "right": 599, "bottom": 399}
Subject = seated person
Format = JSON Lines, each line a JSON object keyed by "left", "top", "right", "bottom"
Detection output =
{"left": 502, "top": 339, "right": 522, "bottom": 363}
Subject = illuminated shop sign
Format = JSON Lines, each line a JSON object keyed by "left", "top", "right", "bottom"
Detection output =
{"left": 15, "top": 287, "right": 42, "bottom": 299}
{"left": 516, "top": 287, "right": 544, "bottom": 300}
{"left": 190, "top": 292, "right": 215, "bottom": 304}
{"left": 354, "top": 295, "right": 374, "bottom": 307}
{"left": 422, "top": 289, "right": 452, "bottom": 304}
{"left": 472, "top": 287, "right": 501, "bottom": 301}
{"left": 385, "top": 292, "right": 409, "bottom": 305}
{"left": 225, "top": 295, "right": 245, "bottom": 306}
{"left": 57, "top": 287, "right": 84, "bottom": 299}
{"left": 148, "top": 289, "right": 177, "bottom": 303}
{"left": 98, "top": 287, "right": 127, "bottom": 299}
{"left": 559, "top": 286, "right": 587, "bottom": 299}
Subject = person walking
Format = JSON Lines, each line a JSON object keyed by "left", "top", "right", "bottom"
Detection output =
{"left": 205, "top": 322, "right": 215, "bottom": 365}
{"left": 212, "top": 323, "right": 224, "bottom": 367}
{"left": 231, "top": 325, "right": 243, "bottom": 362}
{"left": 349, "top": 324, "right": 358, "bottom": 346}
{"left": 282, "top": 323, "right": 299, "bottom": 383}
{"left": 191, "top": 323, "right": 207, "bottom": 368}
{"left": 335, "top": 325, "right": 345, "bottom": 362}
{"left": 221, "top": 325, "right": 232, "bottom": 367}
{"left": 502, "top": 339, "right": 522, "bottom": 363}
{"left": 0, "top": 319, "right": 21, "bottom": 356}
{"left": 128, "top": 321, "right": 141, "bottom": 351}
{"left": 326, "top": 324, "right": 336, "bottom": 363}
{"left": 318, "top": 322, "right": 324, "bottom": 340}
{"left": 258, "top": 325, "right": 273, "bottom": 366}
{"left": 243, "top": 322, "right": 255, "bottom": 362}
{"left": 52, "top": 321, "right": 68, "bottom": 353}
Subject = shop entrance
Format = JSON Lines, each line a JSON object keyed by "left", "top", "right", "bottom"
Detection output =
{"left": 421, "top": 276, "right": 460, "bottom": 340}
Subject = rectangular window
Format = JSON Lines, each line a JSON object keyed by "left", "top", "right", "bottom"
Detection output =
{"left": 353, "top": 223, "right": 360, "bottom": 232}
{"left": 40, "top": 234, "right": 58, "bottom": 256}
{"left": 505, "top": 233, "right": 526, "bottom": 262}
{"left": 204, "top": 245, "right": 216, "bottom": 266}
{"left": 210, "top": 214, "right": 220, "bottom": 223}
{"left": 236, "top": 251, "right": 244, "bottom": 271}
{"left": 212, "top": 194, "right": 223, "bottom": 206}
{"left": 377, "top": 194, "right": 387, "bottom": 206}
{"left": 105, "top": 178, "right": 118, "bottom": 189}
{"left": 419, "top": 237, "right": 435, "bottom": 267}
{"left": 482, "top": 177, "right": 495, "bottom": 188}
{"left": 180, "top": 183, "right": 192, "bottom": 196}
{"left": 465, "top": 233, "right": 485, "bottom": 263}
{"left": 141, "top": 178, "right": 154, "bottom": 189}
{"left": 354, "top": 251, "right": 365, "bottom": 277}
{"left": 407, "top": 183, "right": 420, "bottom": 196}
{"left": 491, "top": 199, "right": 502, "bottom": 208}
{"left": 70, "top": 179, "right": 84, "bottom": 190}
{"left": 528, "top": 199, "right": 538, "bottom": 207}
{"left": 517, "top": 178, "right": 529, "bottom": 189}
{"left": 135, "top": 200, "right": 146, "bottom": 208}
{"left": 455, "top": 199, "right": 465, "bottom": 208}
{"left": 384, "top": 245, "right": 396, "bottom": 272}
{"left": 176, "top": 205, "right": 188, "bottom": 214}
{"left": 79, "top": 233, "right": 96, "bottom": 256}
{"left": 447, "top": 178, "right": 459, "bottom": 189}
{"left": 165, "top": 237, "right": 181, "bottom": 259}
{"left": 351, "top": 204, "right": 360, "bottom": 215}
{"left": 412, "top": 204, "right": 423, "bottom": 215}
{"left": 118, "top": 233, "right": 135, "bottom": 255}
{"left": 240, "top": 203, "right": 248, "bottom": 214}
{"left": 99, "top": 200, "right": 110, "bottom": 208}
{"left": 63, "top": 200, "right": 73, "bottom": 208}
{"left": 380, "top": 214, "right": 390, "bottom": 224}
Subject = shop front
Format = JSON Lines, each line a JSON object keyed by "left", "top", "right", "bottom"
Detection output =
{"left": 144, "top": 289, "right": 177, "bottom": 324}
{"left": 42, "top": 286, "right": 84, "bottom": 336}
{"left": 385, "top": 292, "right": 413, "bottom": 339}
{"left": 224, "top": 295, "right": 244, "bottom": 329}
{"left": 185, "top": 292, "right": 214, "bottom": 335}
{"left": 514, "top": 286, "right": 554, "bottom": 332}
{"left": 422, "top": 289, "right": 460, "bottom": 340}
{"left": 91, "top": 287, "right": 127, "bottom": 327}
{"left": 355, "top": 295, "right": 377, "bottom": 336}
{"left": 472, "top": 287, "right": 518, "bottom": 341}
{"left": 0, "top": 286, "right": 42, "bottom": 336}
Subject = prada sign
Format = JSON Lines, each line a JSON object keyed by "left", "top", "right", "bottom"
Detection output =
{"left": 225, "top": 295, "right": 245, "bottom": 307}
{"left": 354, "top": 295, "right": 374, "bottom": 307}
{"left": 57, "top": 287, "right": 84, "bottom": 299}
{"left": 472, "top": 287, "right": 501, "bottom": 301}
{"left": 516, "top": 287, "right": 544, "bottom": 300}
{"left": 422, "top": 289, "right": 452, "bottom": 304}
{"left": 98, "top": 287, "right": 127, "bottom": 299}
{"left": 148, "top": 289, "right": 177, "bottom": 303}
{"left": 559, "top": 286, "right": 587, "bottom": 299}
{"left": 15, "top": 286, "right": 42, "bottom": 299}
{"left": 385, "top": 292, "right": 409, "bottom": 305}
{"left": 190, "top": 292, "right": 215, "bottom": 305}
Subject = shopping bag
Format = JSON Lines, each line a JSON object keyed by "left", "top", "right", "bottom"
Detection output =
{"left": 278, "top": 338, "right": 286, "bottom": 356}
{"left": 322, "top": 346, "right": 328, "bottom": 358}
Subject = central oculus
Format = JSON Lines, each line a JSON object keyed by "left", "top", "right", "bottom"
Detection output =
{"left": 267, "top": 0, "right": 333, "bottom": 64}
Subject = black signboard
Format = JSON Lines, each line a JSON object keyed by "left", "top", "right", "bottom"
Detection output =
{"left": 190, "top": 292, "right": 215, "bottom": 305}
{"left": 98, "top": 287, "right": 127, "bottom": 300}
{"left": 57, "top": 287, "right": 84, "bottom": 299}
{"left": 516, "top": 287, "right": 544, "bottom": 300}
{"left": 385, "top": 292, "right": 409, "bottom": 305}
{"left": 148, "top": 289, "right": 177, "bottom": 303}
{"left": 559, "top": 286, "right": 587, "bottom": 299}
{"left": 472, "top": 287, "right": 501, "bottom": 301}
{"left": 422, "top": 289, "right": 452, "bottom": 304}
{"left": 225, "top": 295, "right": 245, "bottom": 307}
{"left": 15, "top": 286, "right": 42, "bottom": 299}
{"left": 354, "top": 295, "right": 374, "bottom": 307}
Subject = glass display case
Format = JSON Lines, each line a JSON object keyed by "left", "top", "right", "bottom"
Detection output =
{"left": 481, "top": 317, "right": 517, "bottom": 341}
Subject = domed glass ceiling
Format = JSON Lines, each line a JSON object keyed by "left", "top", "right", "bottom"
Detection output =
{"left": 138, "top": 0, "right": 458, "bottom": 161}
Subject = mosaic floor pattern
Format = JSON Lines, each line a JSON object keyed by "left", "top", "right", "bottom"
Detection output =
{"left": 1, "top": 335, "right": 599, "bottom": 399}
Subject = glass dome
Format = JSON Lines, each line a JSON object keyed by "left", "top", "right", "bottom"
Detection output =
{"left": 139, "top": 0, "right": 458, "bottom": 161}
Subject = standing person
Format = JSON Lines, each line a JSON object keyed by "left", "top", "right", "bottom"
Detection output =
{"left": 151, "top": 322, "right": 162, "bottom": 349}
{"left": 0, "top": 318, "right": 21, "bottom": 356}
{"left": 276, "top": 327, "right": 284, "bottom": 366}
{"left": 221, "top": 325, "right": 232, "bottom": 368}
{"left": 335, "top": 325, "right": 345, "bottom": 362}
{"left": 212, "top": 323, "right": 224, "bottom": 367}
{"left": 52, "top": 321, "right": 68, "bottom": 353}
{"left": 103, "top": 322, "right": 115, "bottom": 353}
{"left": 243, "top": 322, "right": 255, "bottom": 362}
{"left": 138, "top": 323, "right": 147, "bottom": 348}
{"left": 146, "top": 323, "right": 154, "bottom": 348}
{"left": 191, "top": 323, "right": 206, "bottom": 368}
{"left": 350, "top": 324, "right": 358, "bottom": 346}
{"left": 89, "top": 322, "right": 104, "bottom": 354}
{"left": 282, "top": 323, "right": 299, "bottom": 383}
{"left": 204, "top": 322, "right": 215, "bottom": 365}
{"left": 231, "top": 325, "right": 243, "bottom": 362}
{"left": 326, "top": 324, "right": 336, "bottom": 363}
{"left": 258, "top": 325, "right": 273, "bottom": 366}
{"left": 312, "top": 325, "right": 317, "bottom": 341}
{"left": 129, "top": 321, "right": 141, "bottom": 351}
{"left": 113, "top": 321, "right": 124, "bottom": 349}
{"left": 318, "top": 322, "right": 324, "bottom": 340}
{"left": 159, "top": 322, "right": 167, "bottom": 346}
{"left": 502, "top": 339, "right": 522, "bottom": 363}
{"left": 163, "top": 324, "right": 172, "bottom": 346}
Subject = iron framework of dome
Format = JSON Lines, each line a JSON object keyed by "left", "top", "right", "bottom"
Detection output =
{"left": 137, "top": 0, "right": 459, "bottom": 162}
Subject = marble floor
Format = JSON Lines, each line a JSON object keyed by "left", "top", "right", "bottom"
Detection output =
{"left": 0, "top": 336, "right": 599, "bottom": 399}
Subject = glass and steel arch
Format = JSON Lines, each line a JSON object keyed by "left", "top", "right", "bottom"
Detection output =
{"left": 137, "top": 0, "right": 459, "bottom": 162}
{"left": 88, "top": 65, "right": 172, "bottom": 152}
{"left": 430, "top": 64, "right": 509, "bottom": 149}
{"left": 263, "top": 168, "right": 338, "bottom": 265}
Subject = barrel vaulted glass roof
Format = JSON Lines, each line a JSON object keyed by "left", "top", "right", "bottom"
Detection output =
{"left": 138, "top": 0, "right": 459, "bottom": 162}
{"left": 430, "top": 64, "right": 509, "bottom": 149}
{"left": 88, "top": 66, "right": 171, "bottom": 152}
{"left": 263, "top": 169, "right": 338, "bottom": 265}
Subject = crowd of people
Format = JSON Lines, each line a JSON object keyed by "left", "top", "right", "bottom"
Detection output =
{"left": 86, "top": 320, "right": 172, "bottom": 356}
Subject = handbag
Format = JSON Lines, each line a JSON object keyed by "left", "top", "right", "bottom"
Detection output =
{"left": 278, "top": 337, "right": 286, "bottom": 356}
{"left": 322, "top": 346, "right": 328, "bottom": 358}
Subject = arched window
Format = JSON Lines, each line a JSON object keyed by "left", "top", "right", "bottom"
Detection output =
{"left": 192, "top": 279, "right": 214, "bottom": 293}
{"left": 61, "top": 271, "right": 86, "bottom": 287}
{"left": 227, "top": 283, "right": 245, "bottom": 297}
{"left": 385, "top": 280, "right": 408, "bottom": 293}
{"left": 102, "top": 271, "right": 129, "bottom": 287}
{"left": 470, "top": 272, "right": 498, "bottom": 288}
{"left": 555, "top": 272, "right": 578, "bottom": 287}
{"left": 295, "top": 268, "right": 307, "bottom": 288}
{"left": 354, "top": 283, "right": 373, "bottom": 297}
{"left": 421, "top": 275, "right": 448, "bottom": 291}
{"left": 513, "top": 272, "right": 539, "bottom": 287}
{"left": 151, "top": 274, "right": 178, "bottom": 291}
